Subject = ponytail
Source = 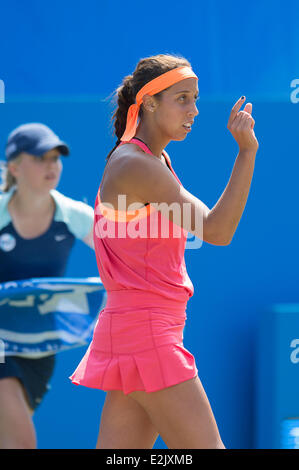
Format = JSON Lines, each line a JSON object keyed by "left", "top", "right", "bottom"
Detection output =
{"left": 106, "top": 75, "right": 135, "bottom": 162}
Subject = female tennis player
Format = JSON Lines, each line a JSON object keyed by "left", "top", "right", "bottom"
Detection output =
{"left": 0, "top": 123, "right": 95, "bottom": 448}
{"left": 70, "top": 54, "right": 258, "bottom": 449}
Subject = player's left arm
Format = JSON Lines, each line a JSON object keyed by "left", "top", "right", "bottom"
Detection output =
{"left": 68, "top": 198, "right": 95, "bottom": 249}
{"left": 82, "top": 229, "right": 94, "bottom": 249}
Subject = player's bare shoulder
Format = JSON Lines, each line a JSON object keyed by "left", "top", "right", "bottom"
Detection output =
{"left": 102, "top": 142, "right": 176, "bottom": 207}
{"left": 108, "top": 143, "right": 161, "bottom": 188}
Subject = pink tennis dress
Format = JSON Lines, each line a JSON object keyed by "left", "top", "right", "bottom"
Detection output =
{"left": 70, "top": 138, "right": 198, "bottom": 394}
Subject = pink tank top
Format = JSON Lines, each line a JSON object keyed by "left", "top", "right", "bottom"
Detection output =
{"left": 93, "top": 138, "right": 194, "bottom": 303}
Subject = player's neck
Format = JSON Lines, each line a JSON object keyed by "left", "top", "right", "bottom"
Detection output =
{"left": 135, "top": 123, "right": 169, "bottom": 158}
{"left": 8, "top": 186, "right": 54, "bottom": 217}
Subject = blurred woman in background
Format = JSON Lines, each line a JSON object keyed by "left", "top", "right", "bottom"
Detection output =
{"left": 0, "top": 123, "right": 95, "bottom": 448}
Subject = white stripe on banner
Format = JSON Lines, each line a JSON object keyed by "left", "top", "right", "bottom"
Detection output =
{"left": 0, "top": 328, "right": 89, "bottom": 345}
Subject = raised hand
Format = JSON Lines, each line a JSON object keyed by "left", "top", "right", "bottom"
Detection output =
{"left": 227, "top": 97, "right": 259, "bottom": 153}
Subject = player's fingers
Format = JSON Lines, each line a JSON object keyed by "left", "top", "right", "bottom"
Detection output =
{"left": 227, "top": 96, "right": 245, "bottom": 128}
{"left": 231, "top": 111, "right": 255, "bottom": 131}
{"left": 243, "top": 102, "right": 252, "bottom": 114}
{"left": 230, "top": 110, "right": 245, "bottom": 129}
{"left": 240, "top": 115, "right": 252, "bottom": 130}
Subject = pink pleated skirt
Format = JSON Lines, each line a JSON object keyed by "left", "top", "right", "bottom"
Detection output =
{"left": 69, "top": 290, "right": 198, "bottom": 394}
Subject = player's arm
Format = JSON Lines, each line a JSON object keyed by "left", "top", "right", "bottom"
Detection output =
{"left": 82, "top": 229, "right": 94, "bottom": 249}
{"left": 123, "top": 98, "right": 258, "bottom": 246}
{"left": 121, "top": 153, "right": 221, "bottom": 244}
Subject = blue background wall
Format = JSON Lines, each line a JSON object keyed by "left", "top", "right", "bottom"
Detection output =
{"left": 0, "top": 0, "right": 298, "bottom": 449}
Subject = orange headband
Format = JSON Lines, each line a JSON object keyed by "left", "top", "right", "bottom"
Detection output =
{"left": 120, "top": 66, "right": 198, "bottom": 142}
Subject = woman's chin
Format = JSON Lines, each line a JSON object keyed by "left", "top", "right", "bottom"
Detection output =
{"left": 44, "top": 176, "right": 60, "bottom": 189}
{"left": 173, "top": 133, "right": 188, "bottom": 142}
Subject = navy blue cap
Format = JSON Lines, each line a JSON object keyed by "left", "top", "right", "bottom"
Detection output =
{"left": 5, "top": 123, "right": 70, "bottom": 161}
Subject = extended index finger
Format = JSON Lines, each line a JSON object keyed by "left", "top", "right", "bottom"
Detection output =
{"left": 228, "top": 96, "right": 245, "bottom": 126}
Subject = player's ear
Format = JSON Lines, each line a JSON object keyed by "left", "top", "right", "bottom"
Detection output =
{"left": 7, "top": 152, "right": 23, "bottom": 179}
{"left": 7, "top": 156, "right": 22, "bottom": 179}
{"left": 142, "top": 94, "right": 156, "bottom": 113}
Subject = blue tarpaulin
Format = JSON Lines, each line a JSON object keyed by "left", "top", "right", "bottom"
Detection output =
{"left": 0, "top": 277, "right": 106, "bottom": 357}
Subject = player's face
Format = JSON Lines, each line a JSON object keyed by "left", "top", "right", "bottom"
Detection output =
{"left": 11, "top": 148, "right": 63, "bottom": 192}
{"left": 153, "top": 78, "right": 199, "bottom": 141}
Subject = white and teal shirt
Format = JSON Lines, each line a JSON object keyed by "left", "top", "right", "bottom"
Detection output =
{"left": 0, "top": 188, "right": 94, "bottom": 283}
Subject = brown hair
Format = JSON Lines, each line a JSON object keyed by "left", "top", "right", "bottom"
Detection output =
{"left": 106, "top": 54, "right": 191, "bottom": 161}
